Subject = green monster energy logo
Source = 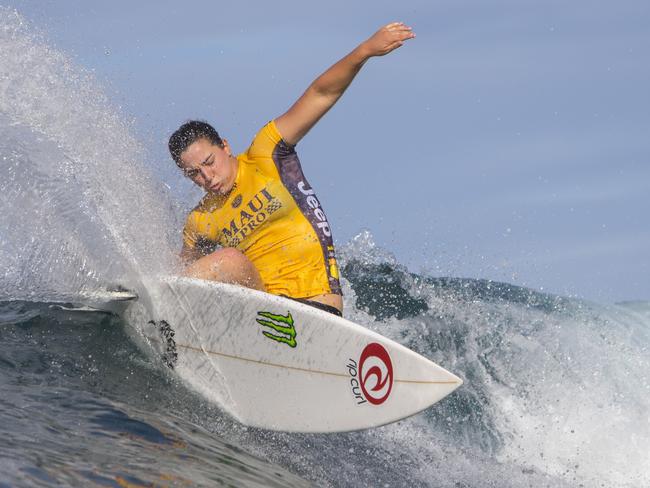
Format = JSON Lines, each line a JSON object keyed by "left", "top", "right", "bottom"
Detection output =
{"left": 256, "top": 311, "right": 297, "bottom": 348}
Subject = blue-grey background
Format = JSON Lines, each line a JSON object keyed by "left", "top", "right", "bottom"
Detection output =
{"left": 9, "top": 0, "right": 650, "bottom": 302}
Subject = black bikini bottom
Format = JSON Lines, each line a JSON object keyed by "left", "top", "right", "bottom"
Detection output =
{"left": 289, "top": 297, "right": 343, "bottom": 317}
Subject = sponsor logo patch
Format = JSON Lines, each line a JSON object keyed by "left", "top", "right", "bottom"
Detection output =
{"left": 346, "top": 342, "right": 393, "bottom": 405}
{"left": 221, "top": 187, "right": 282, "bottom": 247}
{"left": 297, "top": 181, "right": 331, "bottom": 237}
{"left": 256, "top": 311, "right": 297, "bottom": 348}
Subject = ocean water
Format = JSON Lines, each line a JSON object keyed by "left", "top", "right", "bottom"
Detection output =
{"left": 1, "top": 8, "right": 649, "bottom": 487}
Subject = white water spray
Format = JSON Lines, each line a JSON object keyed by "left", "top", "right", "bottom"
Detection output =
{"left": 0, "top": 8, "right": 180, "bottom": 301}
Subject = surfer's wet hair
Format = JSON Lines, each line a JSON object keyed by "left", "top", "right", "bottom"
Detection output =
{"left": 168, "top": 120, "right": 224, "bottom": 166}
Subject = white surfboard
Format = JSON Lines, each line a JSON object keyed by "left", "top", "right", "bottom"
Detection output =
{"left": 123, "top": 276, "right": 462, "bottom": 433}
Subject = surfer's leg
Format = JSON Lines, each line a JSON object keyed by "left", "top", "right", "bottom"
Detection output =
{"left": 183, "top": 248, "right": 265, "bottom": 291}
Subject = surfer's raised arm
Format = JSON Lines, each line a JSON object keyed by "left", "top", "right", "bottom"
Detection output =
{"left": 274, "top": 22, "right": 415, "bottom": 146}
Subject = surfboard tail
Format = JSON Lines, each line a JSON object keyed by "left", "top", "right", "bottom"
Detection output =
{"left": 54, "top": 287, "right": 139, "bottom": 314}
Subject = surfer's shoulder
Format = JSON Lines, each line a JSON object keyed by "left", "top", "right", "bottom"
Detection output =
{"left": 191, "top": 193, "right": 227, "bottom": 215}
{"left": 244, "top": 120, "right": 288, "bottom": 159}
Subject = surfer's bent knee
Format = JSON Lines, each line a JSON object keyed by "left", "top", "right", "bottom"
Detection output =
{"left": 183, "top": 248, "right": 265, "bottom": 292}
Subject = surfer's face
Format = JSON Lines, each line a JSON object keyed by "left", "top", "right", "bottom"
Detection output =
{"left": 179, "top": 138, "right": 237, "bottom": 195}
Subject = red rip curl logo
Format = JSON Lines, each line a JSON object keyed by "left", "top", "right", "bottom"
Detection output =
{"left": 359, "top": 343, "right": 394, "bottom": 405}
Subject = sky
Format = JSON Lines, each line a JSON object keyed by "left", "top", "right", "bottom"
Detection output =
{"left": 7, "top": 0, "right": 650, "bottom": 303}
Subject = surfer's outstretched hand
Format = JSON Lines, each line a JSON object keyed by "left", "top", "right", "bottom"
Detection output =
{"left": 362, "top": 22, "right": 415, "bottom": 57}
{"left": 274, "top": 21, "right": 415, "bottom": 146}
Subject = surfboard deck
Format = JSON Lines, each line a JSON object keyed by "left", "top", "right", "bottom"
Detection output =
{"left": 123, "top": 276, "right": 462, "bottom": 433}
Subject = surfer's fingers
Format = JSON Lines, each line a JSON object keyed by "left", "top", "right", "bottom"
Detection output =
{"left": 385, "top": 31, "right": 413, "bottom": 50}
{"left": 364, "top": 23, "right": 415, "bottom": 57}
{"left": 384, "top": 25, "right": 415, "bottom": 42}
{"left": 386, "top": 22, "right": 413, "bottom": 33}
{"left": 395, "top": 30, "right": 415, "bottom": 41}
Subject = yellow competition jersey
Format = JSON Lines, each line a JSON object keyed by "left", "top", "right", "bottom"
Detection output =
{"left": 182, "top": 120, "right": 341, "bottom": 298}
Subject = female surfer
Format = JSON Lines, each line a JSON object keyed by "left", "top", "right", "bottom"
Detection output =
{"left": 168, "top": 22, "right": 415, "bottom": 316}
